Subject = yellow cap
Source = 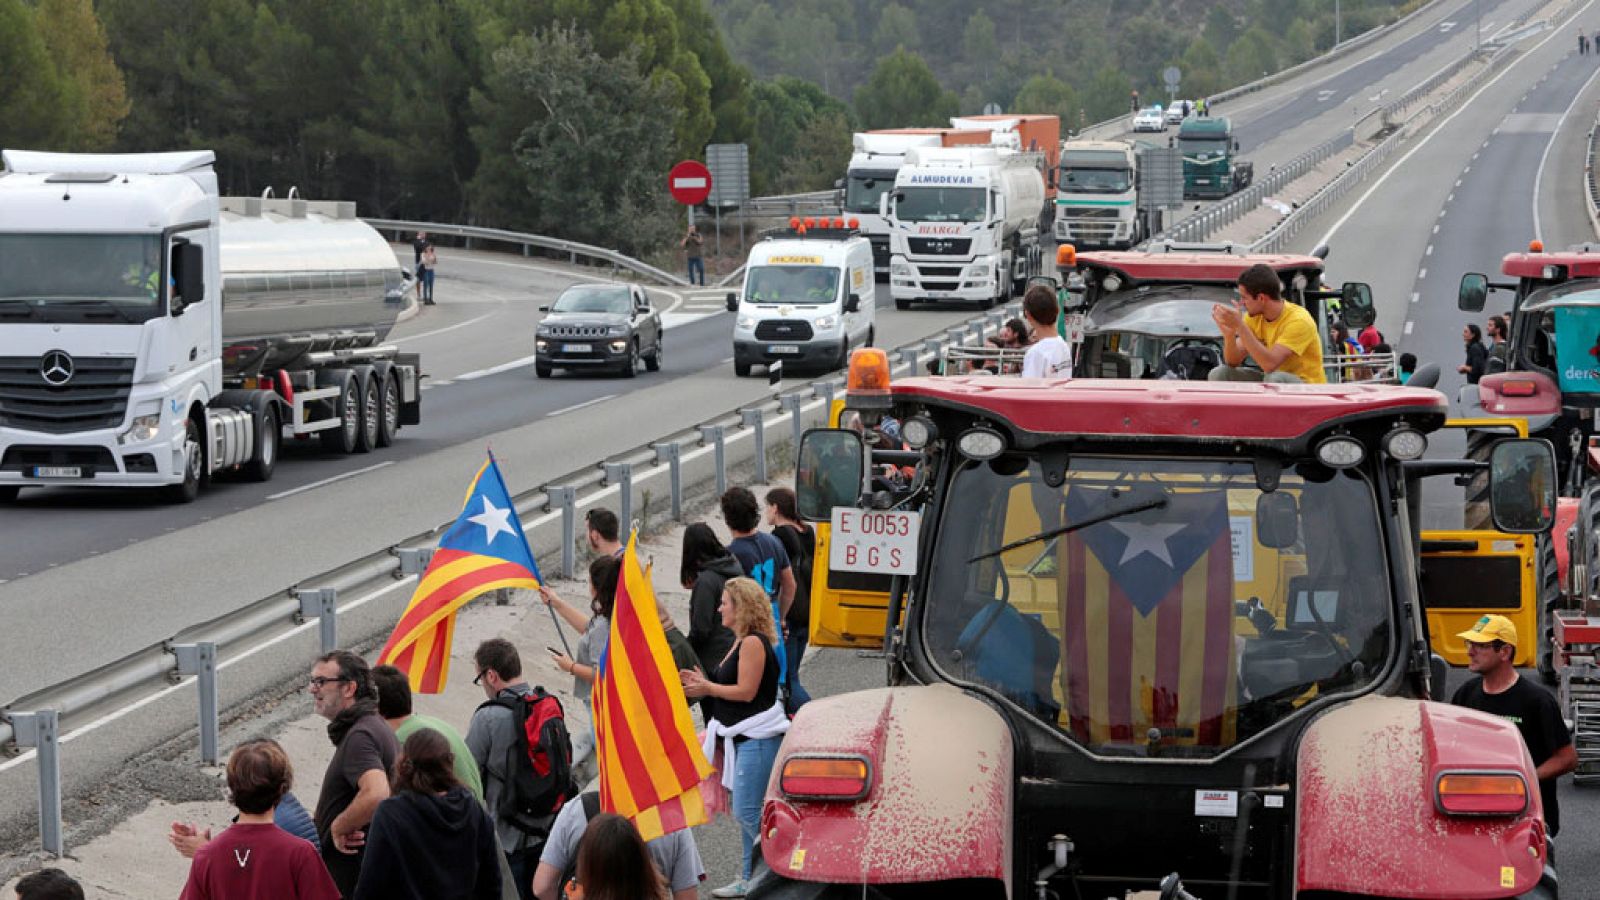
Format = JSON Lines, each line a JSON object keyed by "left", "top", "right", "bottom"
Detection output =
{"left": 1457, "top": 614, "right": 1518, "bottom": 648}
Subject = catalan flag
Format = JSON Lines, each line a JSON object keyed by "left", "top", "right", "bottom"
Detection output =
{"left": 1058, "top": 487, "right": 1238, "bottom": 748}
{"left": 378, "top": 453, "right": 541, "bottom": 693}
{"left": 592, "top": 534, "right": 714, "bottom": 841}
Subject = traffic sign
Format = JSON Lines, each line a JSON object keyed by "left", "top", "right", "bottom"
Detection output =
{"left": 982, "top": 102, "right": 1003, "bottom": 115}
{"left": 1163, "top": 66, "right": 1182, "bottom": 88}
{"left": 669, "top": 160, "right": 712, "bottom": 206}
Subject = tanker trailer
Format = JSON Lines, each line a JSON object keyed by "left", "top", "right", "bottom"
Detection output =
{"left": 0, "top": 150, "right": 421, "bottom": 503}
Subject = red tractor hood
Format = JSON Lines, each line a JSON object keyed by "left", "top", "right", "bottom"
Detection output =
{"left": 761, "top": 685, "right": 1013, "bottom": 890}
{"left": 1296, "top": 695, "right": 1546, "bottom": 897}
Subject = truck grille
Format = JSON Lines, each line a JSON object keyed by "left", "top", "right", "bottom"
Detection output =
{"left": 0, "top": 356, "right": 136, "bottom": 435}
{"left": 917, "top": 266, "right": 962, "bottom": 278}
{"left": 1066, "top": 207, "right": 1123, "bottom": 219}
{"left": 908, "top": 237, "right": 972, "bottom": 256}
{"left": 1062, "top": 222, "right": 1121, "bottom": 241}
{"left": 544, "top": 325, "right": 610, "bottom": 338}
{"left": 754, "top": 320, "right": 814, "bottom": 341}
{"left": 922, "top": 281, "right": 959, "bottom": 292}
{"left": 1, "top": 445, "right": 118, "bottom": 475}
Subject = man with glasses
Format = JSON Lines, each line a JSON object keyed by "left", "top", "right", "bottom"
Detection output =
{"left": 467, "top": 638, "right": 541, "bottom": 900}
{"left": 308, "top": 650, "right": 398, "bottom": 898}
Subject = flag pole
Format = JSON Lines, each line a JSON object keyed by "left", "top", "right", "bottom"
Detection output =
{"left": 547, "top": 600, "right": 574, "bottom": 657}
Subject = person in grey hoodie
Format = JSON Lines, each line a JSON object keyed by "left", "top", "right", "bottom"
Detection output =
{"left": 680, "top": 522, "right": 741, "bottom": 675}
{"left": 353, "top": 728, "right": 501, "bottom": 900}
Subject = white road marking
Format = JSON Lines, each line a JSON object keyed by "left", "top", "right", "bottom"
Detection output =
{"left": 547, "top": 394, "right": 619, "bottom": 418}
{"left": 267, "top": 462, "right": 395, "bottom": 501}
{"left": 1426, "top": 245, "right": 1434, "bottom": 256}
{"left": 722, "top": 356, "right": 735, "bottom": 364}
{"left": 1448, "top": 193, "right": 1455, "bottom": 203}
{"left": 1420, "top": 268, "right": 1428, "bottom": 279}
{"left": 394, "top": 310, "right": 501, "bottom": 344}
{"left": 1404, "top": 321, "right": 1415, "bottom": 335}
{"left": 456, "top": 354, "right": 540, "bottom": 381}
{"left": 1411, "top": 291, "right": 1421, "bottom": 303}
{"left": 1531, "top": 60, "right": 1600, "bottom": 243}
{"left": 434, "top": 250, "right": 687, "bottom": 305}
{"left": 1433, "top": 224, "right": 1441, "bottom": 234}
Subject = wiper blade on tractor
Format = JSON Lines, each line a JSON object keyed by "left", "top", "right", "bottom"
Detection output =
{"left": 968, "top": 497, "right": 1168, "bottom": 563}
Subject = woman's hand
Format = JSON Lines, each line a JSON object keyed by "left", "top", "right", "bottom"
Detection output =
{"left": 551, "top": 650, "right": 575, "bottom": 675}
{"left": 680, "top": 667, "right": 710, "bottom": 698}
{"left": 538, "top": 585, "right": 560, "bottom": 607}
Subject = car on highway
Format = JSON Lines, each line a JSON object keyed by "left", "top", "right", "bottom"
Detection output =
{"left": 1164, "top": 103, "right": 1187, "bottom": 126}
{"left": 535, "top": 283, "right": 662, "bottom": 378}
{"left": 1132, "top": 105, "right": 1166, "bottom": 132}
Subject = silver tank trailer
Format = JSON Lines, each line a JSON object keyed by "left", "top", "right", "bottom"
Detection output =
{"left": 219, "top": 196, "right": 404, "bottom": 376}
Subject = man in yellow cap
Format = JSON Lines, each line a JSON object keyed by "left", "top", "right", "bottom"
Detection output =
{"left": 1450, "top": 614, "right": 1576, "bottom": 836}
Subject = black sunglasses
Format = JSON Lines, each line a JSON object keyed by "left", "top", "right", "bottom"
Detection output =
{"left": 472, "top": 668, "right": 490, "bottom": 686}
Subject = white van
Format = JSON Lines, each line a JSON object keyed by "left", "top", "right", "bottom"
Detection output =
{"left": 727, "top": 231, "right": 875, "bottom": 377}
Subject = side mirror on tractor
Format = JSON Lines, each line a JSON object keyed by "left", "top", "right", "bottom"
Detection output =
{"left": 797, "top": 428, "right": 865, "bottom": 522}
{"left": 1487, "top": 438, "right": 1557, "bottom": 534}
{"left": 1340, "top": 282, "right": 1375, "bottom": 330}
{"left": 1458, "top": 273, "right": 1489, "bottom": 312}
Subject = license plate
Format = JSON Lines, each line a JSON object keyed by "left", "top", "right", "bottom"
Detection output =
{"left": 32, "top": 466, "right": 80, "bottom": 478}
{"left": 830, "top": 508, "right": 921, "bottom": 575}
{"left": 562, "top": 343, "right": 589, "bottom": 352}
{"left": 927, "top": 292, "right": 950, "bottom": 300}
{"left": 768, "top": 344, "right": 801, "bottom": 355}
{"left": 1195, "top": 179, "right": 1212, "bottom": 185}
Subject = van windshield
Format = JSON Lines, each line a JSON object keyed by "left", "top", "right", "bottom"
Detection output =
{"left": 0, "top": 234, "right": 165, "bottom": 323}
{"left": 896, "top": 187, "right": 986, "bottom": 223}
{"left": 921, "top": 455, "right": 1393, "bottom": 759}
{"left": 744, "top": 265, "right": 841, "bottom": 305}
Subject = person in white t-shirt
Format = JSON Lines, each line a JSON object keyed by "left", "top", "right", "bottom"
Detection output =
{"left": 1020, "top": 284, "right": 1073, "bottom": 378}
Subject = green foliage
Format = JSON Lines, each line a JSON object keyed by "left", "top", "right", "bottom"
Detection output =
{"left": 0, "top": 0, "right": 126, "bottom": 150}
{"left": 1011, "top": 74, "right": 1079, "bottom": 129}
{"left": 874, "top": 3, "right": 920, "bottom": 54}
{"left": 854, "top": 47, "right": 958, "bottom": 130}
{"left": 747, "top": 76, "right": 852, "bottom": 194}
{"left": 0, "top": 0, "right": 68, "bottom": 148}
{"left": 1180, "top": 37, "right": 1223, "bottom": 101}
{"left": 1224, "top": 27, "right": 1280, "bottom": 87}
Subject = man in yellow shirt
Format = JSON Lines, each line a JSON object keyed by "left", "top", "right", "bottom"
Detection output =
{"left": 1208, "top": 264, "right": 1326, "bottom": 384}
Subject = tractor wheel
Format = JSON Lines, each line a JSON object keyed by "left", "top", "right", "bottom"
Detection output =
{"left": 1537, "top": 531, "right": 1560, "bottom": 684}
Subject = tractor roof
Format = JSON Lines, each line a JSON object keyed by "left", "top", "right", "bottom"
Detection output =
{"left": 1076, "top": 251, "right": 1324, "bottom": 286}
{"left": 1501, "top": 250, "right": 1600, "bottom": 279}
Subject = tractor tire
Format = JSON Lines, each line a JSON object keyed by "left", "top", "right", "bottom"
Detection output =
{"left": 1537, "top": 531, "right": 1560, "bottom": 684}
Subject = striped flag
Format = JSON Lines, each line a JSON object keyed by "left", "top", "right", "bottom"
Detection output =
{"left": 1058, "top": 487, "right": 1238, "bottom": 748}
{"left": 378, "top": 453, "right": 542, "bottom": 693}
{"left": 592, "top": 534, "right": 714, "bottom": 840}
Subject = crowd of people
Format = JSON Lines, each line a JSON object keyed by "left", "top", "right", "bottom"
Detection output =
{"left": 1458, "top": 314, "right": 1510, "bottom": 384}
{"left": 6, "top": 491, "right": 816, "bottom": 900}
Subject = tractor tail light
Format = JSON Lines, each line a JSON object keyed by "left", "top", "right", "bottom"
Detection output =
{"left": 1435, "top": 772, "right": 1528, "bottom": 816}
{"left": 1499, "top": 379, "right": 1537, "bottom": 397}
{"left": 780, "top": 755, "right": 872, "bottom": 800}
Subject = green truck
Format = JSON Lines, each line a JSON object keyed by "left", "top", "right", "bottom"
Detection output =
{"left": 1177, "top": 116, "right": 1253, "bottom": 199}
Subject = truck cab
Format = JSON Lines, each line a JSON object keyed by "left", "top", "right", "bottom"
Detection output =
{"left": 1055, "top": 141, "right": 1144, "bottom": 250}
{"left": 1178, "top": 117, "right": 1253, "bottom": 199}
{"left": 728, "top": 224, "right": 874, "bottom": 378}
{"left": 842, "top": 129, "right": 995, "bottom": 279}
{"left": 760, "top": 354, "right": 1559, "bottom": 899}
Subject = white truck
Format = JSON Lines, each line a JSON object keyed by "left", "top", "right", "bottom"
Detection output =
{"left": 840, "top": 129, "right": 993, "bottom": 280}
{"left": 0, "top": 150, "right": 421, "bottom": 503}
{"left": 885, "top": 146, "right": 1046, "bottom": 310}
{"left": 1055, "top": 140, "right": 1146, "bottom": 250}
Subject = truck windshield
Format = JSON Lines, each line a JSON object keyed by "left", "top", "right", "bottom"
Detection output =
{"left": 1060, "top": 167, "right": 1133, "bottom": 194}
{"left": 1178, "top": 138, "right": 1230, "bottom": 158}
{"left": 744, "top": 265, "right": 841, "bottom": 305}
{"left": 896, "top": 187, "right": 986, "bottom": 223}
{"left": 845, "top": 172, "right": 896, "bottom": 214}
{"left": 921, "top": 455, "right": 1392, "bottom": 759}
{"left": 0, "top": 234, "right": 164, "bottom": 323}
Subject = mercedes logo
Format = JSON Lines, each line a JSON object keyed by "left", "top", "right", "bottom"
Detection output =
{"left": 40, "top": 350, "right": 74, "bottom": 386}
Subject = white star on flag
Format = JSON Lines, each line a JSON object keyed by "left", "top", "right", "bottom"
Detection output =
{"left": 468, "top": 496, "right": 515, "bottom": 544}
{"left": 1111, "top": 521, "right": 1184, "bottom": 566}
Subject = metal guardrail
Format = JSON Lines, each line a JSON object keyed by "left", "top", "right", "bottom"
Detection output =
{"left": 1587, "top": 111, "right": 1600, "bottom": 239}
{"left": 366, "top": 219, "right": 692, "bottom": 287}
{"left": 0, "top": 296, "right": 1025, "bottom": 855}
{"left": 739, "top": 190, "right": 839, "bottom": 217}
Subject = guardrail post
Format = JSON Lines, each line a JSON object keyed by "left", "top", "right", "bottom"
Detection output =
{"left": 699, "top": 425, "right": 728, "bottom": 496}
{"left": 779, "top": 393, "right": 805, "bottom": 460}
{"left": 967, "top": 320, "right": 986, "bottom": 343}
{"left": 740, "top": 410, "right": 767, "bottom": 484}
{"left": 396, "top": 548, "right": 434, "bottom": 577}
{"left": 604, "top": 463, "right": 634, "bottom": 534}
{"left": 546, "top": 486, "right": 577, "bottom": 579}
{"left": 811, "top": 380, "right": 836, "bottom": 412}
{"left": 10, "top": 710, "right": 62, "bottom": 856}
{"left": 653, "top": 442, "right": 683, "bottom": 520}
{"left": 897, "top": 347, "right": 921, "bottom": 372}
{"left": 296, "top": 588, "right": 339, "bottom": 654}
{"left": 172, "top": 642, "right": 220, "bottom": 765}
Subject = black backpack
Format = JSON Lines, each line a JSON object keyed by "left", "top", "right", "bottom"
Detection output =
{"left": 558, "top": 792, "right": 604, "bottom": 889}
{"left": 479, "top": 686, "right": 575, "bottom": 836}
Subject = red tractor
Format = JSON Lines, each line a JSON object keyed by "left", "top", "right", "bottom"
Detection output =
{"left": 760, "top": 352, "right": 1559, "bottom": 899}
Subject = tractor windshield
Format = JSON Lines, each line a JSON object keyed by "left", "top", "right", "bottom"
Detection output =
{"left": 921, "top": 455, "right": 1393, "bottom": 759}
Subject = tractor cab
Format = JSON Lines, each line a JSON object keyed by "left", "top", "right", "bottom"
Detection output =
{"left": 1059, "top": 244, "right": 1386, "bottom": 382}
{"left": 767, "top": 351, "right": 1558, "bottom": 900}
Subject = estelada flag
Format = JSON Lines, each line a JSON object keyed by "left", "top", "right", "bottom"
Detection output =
{"left": 592, "top": 534, "right": 714, "bottom": 841}
{"left": 1058, "top": 487, "right": 1238, "bottom": 748}
{"left": 378, "top": 453, "right": 541, "bottom": 693}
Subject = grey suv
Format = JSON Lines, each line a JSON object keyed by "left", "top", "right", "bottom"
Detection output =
{"left": 535, "top": 284, "right": 662, "bottom": 378}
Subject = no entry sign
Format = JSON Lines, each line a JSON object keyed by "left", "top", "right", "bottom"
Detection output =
{"left": 669, "top": 160, "right": 712, "bottom": 206}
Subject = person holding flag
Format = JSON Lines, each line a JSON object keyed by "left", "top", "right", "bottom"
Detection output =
{"left": 378, "top": 452, "right": 543, "bottom": 693}
{"left": 588, "top": 535, "right": 716, "bottom": 889}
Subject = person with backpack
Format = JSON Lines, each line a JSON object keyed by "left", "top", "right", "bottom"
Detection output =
{"left": 720, "top": 487, "right": 794, "bottom": 698}
{"left": 764, "top": 487, "right": 814, "bottom": 714}
{"left": 680, "top": 523, "right": 741, "bottom": 678}
{"left": 353, "top": 728, "right": 502, "bottom": 900}
{"left": 468, "top": 639, "right": 576, "bottom": 900}
{"left": 530, "top": 791, "right": 704, "bottom": 900}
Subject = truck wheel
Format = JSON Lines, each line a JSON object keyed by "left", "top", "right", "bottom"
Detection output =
{"left": 645, "top": 337, "right": 662, "bottom": 372}
{"left": 734, "top": 359, "right": 752, "bottom": 377}
{"left": 834, "top": 339, "right": 850, "bottom": 371}
{"left": 163, "top": 417, "right": 204, "bottom": 504}
{"left": 243, "top": 402, "right": 280, "bottom": 482}
{"left": 375, "top": 372, "right": 401, "bottom": 448}
{"left": 620, "top": 340, "right": 638, "bottom": 378}
{"left": 895, "top": 297, "right": 911, "bottom": 311}
{"left": 319, "top": 369, "right": 360, "bottom": 454}
{"left": 978, "top": 294, "right": 996, "bottom": 310}
{"left": 354, "top": 372, "right": 380, "bottom": 453}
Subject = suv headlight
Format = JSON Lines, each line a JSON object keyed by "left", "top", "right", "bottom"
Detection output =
{"left": 815, "top": 315, "right": 838, "bottom": 330}
{"left": 609, "top": 339, "right": 628, "bottom": 353}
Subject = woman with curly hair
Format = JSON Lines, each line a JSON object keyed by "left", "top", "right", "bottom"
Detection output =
{"left": 679, "top": 577, "right": 788, "bottom": 898}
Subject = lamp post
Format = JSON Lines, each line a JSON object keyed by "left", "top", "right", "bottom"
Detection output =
{"left": 1335, "top": 0, "right": 1342, "bottom": 46}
